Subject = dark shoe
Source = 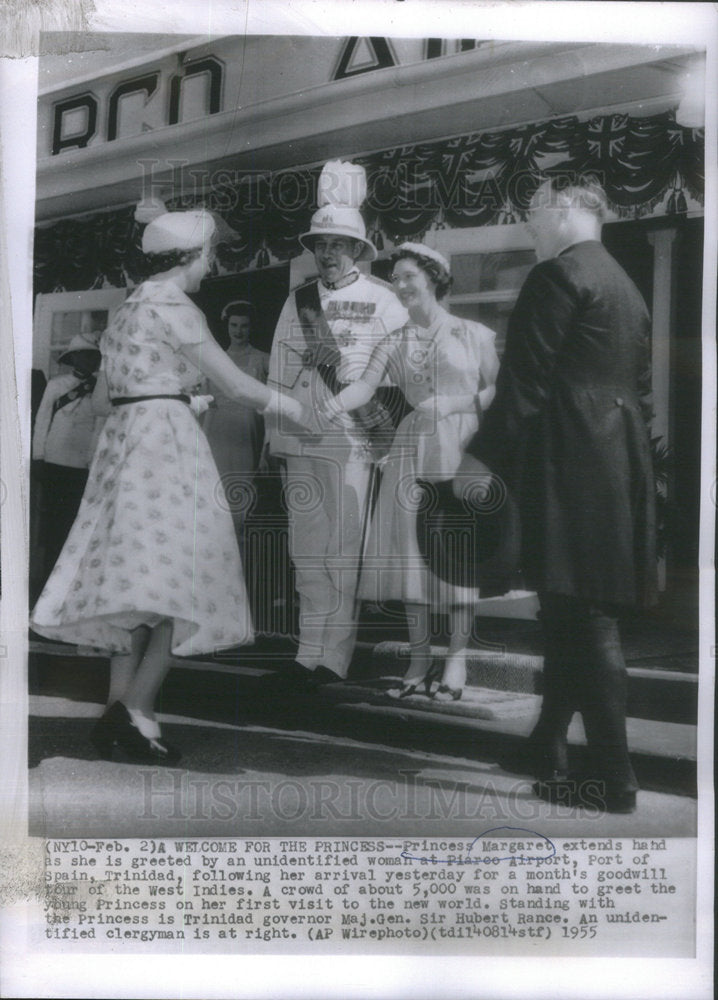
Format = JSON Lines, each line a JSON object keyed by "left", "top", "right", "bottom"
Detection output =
{"left": 91, "top": 702, "right": 182, "bottom": 766}
{"left": 602, "top": 789, "right": 638, "bottom": 814}
{"left": 533, "top": 774, "right": 637, "bottom": 814}
{"left": 423, "top": 660, "right": 443, "bottom": 697}
{"left": 307, "top": 666, "right": 345, "bottom": 689}
{"left": 90, "top": 705, "right": 118, "bottom": 760}
{"left": 386, "top": 661, "right": 440, "bottom": 700}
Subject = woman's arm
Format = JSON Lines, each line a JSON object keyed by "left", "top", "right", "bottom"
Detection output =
{"left": 478, "top": 325, "right": 500, "bottom": 412}
{"left": 179, "top": 338, "right": 306, "bottom": 424}
{"left": 477, "top": 383, "right": 496, "bottom": 411}
{"left": 320, "top": 336, "right": 395, "bottom": 419}
{"left": 413, "top": 321, "right": 501, "bottom": 419}
{"left": 324, "top": 378, "right": 375, "bottom": 416}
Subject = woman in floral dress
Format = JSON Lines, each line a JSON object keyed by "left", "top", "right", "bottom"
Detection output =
{"left": 31, "top": 210, "right": 307, "bottom": 764}
{"left": 320, "top": 243, "right": 499, "bottom": 701}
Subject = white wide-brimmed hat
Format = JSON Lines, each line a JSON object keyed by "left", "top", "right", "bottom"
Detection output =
{"left": 298, "top": 160, "right": 377, "bottom": 262}
{"left": 142, "top": 210, "right": 217, "bottom": 254}
{"left": 59, "top": 332, "right": 101, "bottom": 363}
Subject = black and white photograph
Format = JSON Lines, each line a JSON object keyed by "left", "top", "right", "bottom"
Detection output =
{"left": 1, "top": 1, "right": 715, "bottom": 998}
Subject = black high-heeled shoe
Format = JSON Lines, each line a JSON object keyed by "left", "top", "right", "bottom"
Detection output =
{"left": 386, "top": 661, "right": 441, "bottom": 700}
{"left": 91, "top": 702, "right": 182, "bottom": 766}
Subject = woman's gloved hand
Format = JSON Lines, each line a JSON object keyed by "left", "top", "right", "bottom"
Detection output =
{"left": 189, "top": 394, "right": 215, "bottom": 416}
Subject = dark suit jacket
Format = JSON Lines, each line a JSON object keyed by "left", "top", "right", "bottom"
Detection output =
{"left": 466, "top": 239, "right": 657, "bottom": 607}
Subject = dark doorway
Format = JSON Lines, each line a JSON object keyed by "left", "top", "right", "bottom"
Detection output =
{"left": 191, "top": 263, "right": 290, "bottom": 353}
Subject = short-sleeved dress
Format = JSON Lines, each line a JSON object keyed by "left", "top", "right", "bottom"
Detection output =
{"left": 31, "top": 278, "right": 253, "bottom": 657}
{"left": 359, "top": 310, "right": 499, "bottom": 608}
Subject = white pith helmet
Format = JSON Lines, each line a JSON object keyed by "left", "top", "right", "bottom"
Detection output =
{"left": 298, "top": 160, "right": 377, "bottom": 262}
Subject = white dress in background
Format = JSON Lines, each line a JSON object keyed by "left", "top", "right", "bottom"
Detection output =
{"left": 203, "top": 342, "right": 269, "bottom": 526}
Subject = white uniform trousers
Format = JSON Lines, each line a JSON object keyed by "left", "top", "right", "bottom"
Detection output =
{"left": 283, "top": 453, "right": 372, "bottom": 677}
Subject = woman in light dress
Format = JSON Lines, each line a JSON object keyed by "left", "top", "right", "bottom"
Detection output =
{"left": 320, "top": 243, "right": 499, "bottom": 701}
{"left": 31, "top": 210, "right": 307, "bottom": 764}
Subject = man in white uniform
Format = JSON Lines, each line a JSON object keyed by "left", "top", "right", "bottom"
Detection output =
{"left": 266, "top": 161, "right": 407, "bottom": 688}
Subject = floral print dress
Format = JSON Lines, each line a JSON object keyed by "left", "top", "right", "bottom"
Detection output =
{"left": 31, "top": 278, "right": 253, "bottom": 656}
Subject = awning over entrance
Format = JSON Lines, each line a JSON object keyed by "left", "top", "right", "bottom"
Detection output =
{"left": 34, "top": 108, "right": 703, "bottom": 293}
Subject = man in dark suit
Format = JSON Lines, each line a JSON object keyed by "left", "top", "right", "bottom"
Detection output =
{"left": 459, "top": 176, "right": 657, "bottom": 814}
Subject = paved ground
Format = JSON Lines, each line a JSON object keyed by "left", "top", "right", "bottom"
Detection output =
{"left": 29, "top": 695, "right": 696, "bottom": 840}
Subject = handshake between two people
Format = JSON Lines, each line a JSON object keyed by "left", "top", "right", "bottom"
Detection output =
{"left": 263, "top": 380, "right": 497, "bottom": 502}
{"left": 187, "top": 389, "right": 317, "bottom": 436}
{"left": 315, "top": 380, "right": 497, "bottom": 432}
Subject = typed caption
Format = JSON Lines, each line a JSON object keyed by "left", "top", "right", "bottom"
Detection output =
{"left": 39, "top": 835, "right": 695, "bottom": 956}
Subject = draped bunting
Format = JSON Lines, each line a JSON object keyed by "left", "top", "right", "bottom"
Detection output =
{"left": 34, "top": 110, "right": 704, "bottom": 294}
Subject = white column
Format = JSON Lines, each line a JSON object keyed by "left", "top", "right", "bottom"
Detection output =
{"left": 647, "top": 229, "right": 678, "bottom": 443}
{"left": 647, "top": 228, "right": 678, "bottom": 591}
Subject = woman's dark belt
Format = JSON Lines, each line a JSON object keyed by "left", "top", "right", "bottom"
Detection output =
{"left": 111, "top": 394, "right": 190, "bottom": 407}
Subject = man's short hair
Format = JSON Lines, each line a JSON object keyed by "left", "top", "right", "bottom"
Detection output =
{"left": 546, "top": 175, "right": 608, "bottom": 220}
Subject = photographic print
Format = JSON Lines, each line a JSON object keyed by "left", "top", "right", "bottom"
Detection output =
{"left": 1, "top": 2, "right": 714, "bottom": 998}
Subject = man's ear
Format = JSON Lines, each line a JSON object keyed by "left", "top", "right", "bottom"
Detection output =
{"left": 555, "top": 187, "right": 574, "bottom": 221}
{"left": 352, "top": 240, "right": 364, "bottom": 261}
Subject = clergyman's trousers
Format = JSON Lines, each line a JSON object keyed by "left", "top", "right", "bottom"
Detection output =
{"left": 531, "top": 592, "right": 638, "bottom": 793}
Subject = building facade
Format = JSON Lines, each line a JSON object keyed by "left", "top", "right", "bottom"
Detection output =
{"left": 33, "top": 34, "right": 706, "bottom": 623}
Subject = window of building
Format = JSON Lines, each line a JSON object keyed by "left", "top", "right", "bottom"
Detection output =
{"left": 33, "top": 290, "right": 128, "bottom": 377}
{"left": 424, "top": 224, "right": 536, "bottom": 354}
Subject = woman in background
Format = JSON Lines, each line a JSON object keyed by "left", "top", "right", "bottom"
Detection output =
{"left": 203, "top": 300, "right": 269, "bottom": 556}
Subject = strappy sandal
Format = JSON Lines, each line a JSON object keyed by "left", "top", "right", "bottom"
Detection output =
{"left": 386, "top": 660, "right": 441, "bottom": 700}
